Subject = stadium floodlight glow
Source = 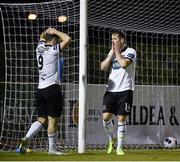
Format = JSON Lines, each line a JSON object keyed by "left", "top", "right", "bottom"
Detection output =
{"left": 28, "top": 13, "right": 37, "bottom": 20}
{"left": 58, "top": 15, "right": 67, "bottom": 23}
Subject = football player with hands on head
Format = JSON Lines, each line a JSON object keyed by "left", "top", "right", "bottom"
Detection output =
{"left": 101, "top": 31, "right": 136, "bottom": 155}
{"left": 16, "top": 27, "right": 71, "bottom": 155}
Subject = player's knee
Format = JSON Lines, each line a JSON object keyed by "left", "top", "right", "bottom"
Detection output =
{"left": 102, "top": 112, "right": 113, "bottom": 122}
{"left": 117, "top": 115, "right": 127, "bottom": 122}
{"left": 38, "top": 117, "right": 47, "bottom": 125}
{"left": 48, "top": 116, "right": 58, "bottom": 126}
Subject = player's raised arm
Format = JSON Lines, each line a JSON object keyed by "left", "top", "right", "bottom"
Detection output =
{"left": 100, "top": 50, "right": 114, "bottom": 71}
{"left": 113, "top": 41, "right": 132, "bottom": 68}
{"left": 46, "top": 28, "right": 71, "bottom": 50}
{"left": 100, "top": 44, "right": 114, "bottom": 71}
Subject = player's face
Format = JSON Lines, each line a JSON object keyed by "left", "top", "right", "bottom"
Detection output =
{"left": 111, "top": 33, "right": 124, "bottom": 48}
{"left": 112, "top": 34, "right": 120, "bottom": 44}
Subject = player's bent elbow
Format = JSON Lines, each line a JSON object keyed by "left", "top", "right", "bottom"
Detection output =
{"left": 121, "top": 59, "right": 132, "bottom": 68}
{"left": 65, "top": 37, "right": 72, "bottom": 46}
{"left": 68, "top": 37, "right": 72, "bottom": 44}
{"left": 121, "top": 63, "right": 127, "bottom": 68}
{"left": 61, "top": 37, "right": 72, "bottom": 50}
{"left": 100, "top": 64, "right": 108, "bottom": 71}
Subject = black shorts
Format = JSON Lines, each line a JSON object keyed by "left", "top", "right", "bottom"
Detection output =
{"left": 102, "top": 90, "right": 133, "bottom": 115}
{"left": 37, "top": 84, "right": 64, "bottom": 117}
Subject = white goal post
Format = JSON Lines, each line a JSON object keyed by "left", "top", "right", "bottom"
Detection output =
{"left": 78, "top": 0, "right": 87, "bottom": 154}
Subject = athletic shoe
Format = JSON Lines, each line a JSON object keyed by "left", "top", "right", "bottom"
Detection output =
{"left": 116, "top": 148, "right": 125, "bottom": 155}
{"left": 16, "top": 138, "right": 28, "bottom": 154}
{"left": 48, "top": 150, "right": 66, "bottom": 155}
{"left": 106, "top": 137, "right": 116, "bottom": 154}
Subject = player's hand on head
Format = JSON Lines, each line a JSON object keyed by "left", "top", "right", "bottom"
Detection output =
{"left": 45, "top": 28, "right": 53, "bottom": 34}
{"left": 46, "top": 28, "right": 57, "bottom": 35}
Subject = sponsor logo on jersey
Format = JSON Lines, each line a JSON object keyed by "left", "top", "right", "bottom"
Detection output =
{"left": 127, "top": 53, "right": 134, "bottom": 59}
{"left": 112, "top": 59, "right": 120, "bottom": 69}
{"left": 37, "top": 46, "right": 44, "bottom": 53}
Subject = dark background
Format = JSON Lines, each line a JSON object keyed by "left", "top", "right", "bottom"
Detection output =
{"left": 0, "top": 0, "right": 54, "bottom": 132}
{"left": 0, "top": 0, "right": 180, "bottom": 136}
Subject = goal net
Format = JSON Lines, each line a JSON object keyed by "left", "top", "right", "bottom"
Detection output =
{"left": 0, "top": 0, "right": 180, "bottom": 151}
{"left": 0, "top": 0, "right": 79, "bottom": 150}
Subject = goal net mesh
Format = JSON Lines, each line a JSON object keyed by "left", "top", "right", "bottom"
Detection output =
{"left": 0, "top": 0, "right": 79, "bottom": 150}
{"left": 0, "top": 0, "right": 180, "bottom": 151}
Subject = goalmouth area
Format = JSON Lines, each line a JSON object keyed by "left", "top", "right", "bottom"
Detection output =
{"left": 0, "top": 0, "right": 180, "bottom": 159}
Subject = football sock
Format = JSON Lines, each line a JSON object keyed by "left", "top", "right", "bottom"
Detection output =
{"left": 48, "top": 133, "right": 58, "bottom": 151}
{"left": 117, "top": 121, "right": 126, "bottom": 149}
{"left": 103, "top": 119, "right": 114, "bottom": 141}
{"left": 25, "top": 121, "right": 43, "bottom": 139}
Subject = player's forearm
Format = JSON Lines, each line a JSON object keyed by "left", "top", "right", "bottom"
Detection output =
{"left": 100, "top": 51, "right": 114, "bottom": 71}
{"left": 100, "top": 59, "right": 110, "bottom": 71}
{"left": 55, "top": 30, "right": 71, "bottom": 42}
{"left": 115, "top": 52, "right": 130, "bottom": 68}
{"left": 55, "top": 30, "right": 72, "bottom": 49}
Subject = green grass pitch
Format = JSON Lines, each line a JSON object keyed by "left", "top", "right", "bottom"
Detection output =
{"left": 0, "top": 149, "right": 180, "bottom": 161}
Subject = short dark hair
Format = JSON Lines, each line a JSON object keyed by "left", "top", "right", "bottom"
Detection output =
{"left": 112, "top": 30, "right": 126, "bottom": 39}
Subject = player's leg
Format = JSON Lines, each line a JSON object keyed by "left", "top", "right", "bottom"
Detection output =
{"left": 25, "top": 117, "right": 46, "bottom": 139}
{"left": 103, "top": 112, "right": 116, "bottom": 154}
{"left": 47, "top": 116, "right": 65, "bottom": 155}
{"left": 16, "top": 88, "right": 48, "bottom": 154}
{"left": 103, "top": 112, "right": 114, "bottom": 141}
{"left": 25, "top": 87, "right": 48, "bottom": 140}
{"left": 102, "top": 108, "right": 116, "bottom": 154}
{"left": 102, "top": 92, "right": 116, "bottom": 154}
{"left": 17, "top": 117, "right": 47, "bottom": 154}
{"left": 116, "top": 115, "right": 126, "bottom": 155}
{"left": 46, "top": 84, "right": 64, "bottom": 155}
{"left": 116, "top": 90, "right": 133, "bottom": 155}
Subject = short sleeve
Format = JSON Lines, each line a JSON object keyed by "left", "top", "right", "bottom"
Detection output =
{"left": 39, "top": 40, "right": 46, "bottom": 45}
{"left": 53, "top": 43, "right": 62, "bottom": 54}
{"left": 57, "top": 43, "right": 62, "bottom": 53}
{"left": 124, "top": 49, "right": 136, "bottom": 62}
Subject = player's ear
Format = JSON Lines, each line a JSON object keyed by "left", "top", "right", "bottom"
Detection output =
{"left": 120, "top": 38, "right": 125, "bottom": 44}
